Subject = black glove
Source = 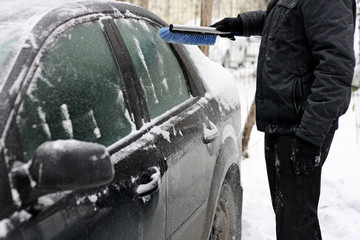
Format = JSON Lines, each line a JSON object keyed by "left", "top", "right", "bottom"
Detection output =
{"left": 290, "top": 137, "right": 321, "bottom": 175}
{"left": 210, "top": 17, "right": 244, "bottom": 40}
{"left": 211, "top": 17, "right": 243, "bottom": 33}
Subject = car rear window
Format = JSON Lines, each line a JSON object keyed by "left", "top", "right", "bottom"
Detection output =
{"left": 115, "top": 18, "right": 191, "bottom": 119}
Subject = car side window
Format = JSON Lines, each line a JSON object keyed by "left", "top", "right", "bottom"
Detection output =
{"left": 17, "top": 22, "right": 133, "bottom": 162}
{"left": 115, "top": 18, "right": 191, "bottom": 119}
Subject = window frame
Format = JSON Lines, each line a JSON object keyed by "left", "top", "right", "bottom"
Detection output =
{"left": 107, "top": 15, "right": 206, "bottom": 124}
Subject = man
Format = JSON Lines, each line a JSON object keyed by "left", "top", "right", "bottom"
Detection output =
{"left": 212, "top": 0, "right": 356, "bottom": 239}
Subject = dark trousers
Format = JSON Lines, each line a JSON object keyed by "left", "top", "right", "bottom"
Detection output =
{"left": 264, "top": 132, "right": 334, "bottom": 240}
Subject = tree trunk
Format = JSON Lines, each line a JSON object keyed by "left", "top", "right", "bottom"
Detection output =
{"left": 242, "top": 99, "right": 256, "bottom": 158}
{"left": 200, "top": 0, "right": 213, "bottom": 56}
{"left": 139, "top": 0, "right": 148, "bottom": 9}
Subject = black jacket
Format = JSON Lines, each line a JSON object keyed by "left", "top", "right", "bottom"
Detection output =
{"left": 239, "top": 0, "right": 356, "bottom": 147}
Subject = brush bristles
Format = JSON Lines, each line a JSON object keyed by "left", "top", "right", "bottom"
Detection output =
{"left": 158, "top": 27, "right": 217, "bottom": 45}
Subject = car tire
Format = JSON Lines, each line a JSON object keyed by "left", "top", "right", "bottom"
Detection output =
{"left": 210, "top": 180, "right": 241, "bottom": 240}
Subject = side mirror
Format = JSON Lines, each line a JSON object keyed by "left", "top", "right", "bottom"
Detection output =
{"left": 29, "top": 139, "right": 114, "bottom": 191}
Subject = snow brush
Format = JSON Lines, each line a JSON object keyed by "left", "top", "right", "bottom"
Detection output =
{"left": 158, "top": 24, "right": 239, "bottom": 45}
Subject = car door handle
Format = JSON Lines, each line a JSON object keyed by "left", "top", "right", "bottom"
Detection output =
{"left": 203, "top": 121, "right": 218, "bottom": 144}
{"left": 135, "top": 166, "right": 161, "bottom": 197}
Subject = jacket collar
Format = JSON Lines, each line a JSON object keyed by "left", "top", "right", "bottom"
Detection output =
{"left": 267, "top": 0, "right": 279, "bottom": 12}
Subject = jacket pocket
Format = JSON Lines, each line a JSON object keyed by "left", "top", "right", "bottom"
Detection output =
{"left": 271, "top": 0, "right": 301, "bottom": 39}
{"left": 259, "top": 51, "right": 306, "bottom": 121}
{"left": 292, "top": 76, "right": 304, "bottom": 116}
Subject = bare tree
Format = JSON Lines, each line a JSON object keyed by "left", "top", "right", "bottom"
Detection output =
{"left": 200, "top": 0, "right": 214, "bottom": 56}
{"left": 242, "top": 100, "right": 256, "bottom": 158}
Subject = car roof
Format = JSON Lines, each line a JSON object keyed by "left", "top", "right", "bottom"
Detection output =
{"left": 0, "top": 0, "right": 83, "bottom": 24}
{"left": 0, "top": 0, "right": 167, "bottom": 136}
{"left": 0, "top": 0, "right": 86, "bottom": 83}
{"left": 0, "top": 0, "right": 166, "bottom": 89}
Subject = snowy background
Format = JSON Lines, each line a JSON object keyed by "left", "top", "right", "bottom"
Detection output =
{"left": 209, "top": 37, "right": 360, "bottom": 240}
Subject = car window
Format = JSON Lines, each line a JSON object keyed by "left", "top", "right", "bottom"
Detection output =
{"left": 115, "top": 18, "right": 191, "bottom": 119}
{"left": 16, "top": 22, "right": 133, "bottom": 162}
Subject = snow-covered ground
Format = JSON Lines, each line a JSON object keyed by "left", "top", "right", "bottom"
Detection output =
{"left": 236, "top": 79, "right": 360, "bottom": 240}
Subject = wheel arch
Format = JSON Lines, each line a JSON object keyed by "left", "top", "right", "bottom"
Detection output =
{"left": 201, "top": 126, "right": 243, "bottom": 240}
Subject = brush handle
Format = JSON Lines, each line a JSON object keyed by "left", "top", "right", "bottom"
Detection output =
{"left": 170, "top": 24, "right": 237, "bottom": 36}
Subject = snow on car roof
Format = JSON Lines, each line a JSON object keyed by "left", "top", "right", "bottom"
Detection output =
{"left": 0, "top": 0, "right": 81, "bottom": 24}
{"left": 0, "top": 0, "right": 120, "bottom": 86}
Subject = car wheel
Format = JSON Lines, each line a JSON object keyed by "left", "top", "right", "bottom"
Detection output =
{"left": 210, "top": 181, "right": 240, "bottom": 240}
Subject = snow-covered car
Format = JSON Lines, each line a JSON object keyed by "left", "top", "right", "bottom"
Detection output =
{"left": 0, "top": 0, "right": 242, "bottom": 239}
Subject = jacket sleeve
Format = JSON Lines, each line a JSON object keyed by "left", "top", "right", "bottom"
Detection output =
{"left": 238, "top": 10, "right": 266, "bottom": 36}
{"left": 296, "top": 0, "right": 356, "bottom": 147}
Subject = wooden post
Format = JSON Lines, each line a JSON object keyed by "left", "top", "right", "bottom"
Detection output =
{"left": 200, "top": 0, "right": 213, "bottom": 56}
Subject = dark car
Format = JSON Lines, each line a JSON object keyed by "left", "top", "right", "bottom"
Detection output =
{"left": 0, "top": 0, "right": 242, "bottom": 239}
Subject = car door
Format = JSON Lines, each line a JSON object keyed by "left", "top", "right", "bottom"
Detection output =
{"left": 113, "top": 17, "right": 218, "bottom": 239}
{"left": 2, "top": 17, "right": 166, "bottom": 240}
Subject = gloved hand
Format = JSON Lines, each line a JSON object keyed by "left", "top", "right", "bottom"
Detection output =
{"left": 210, "top": 17, "right": 244, "bottom": 40}
{"left": 290, "top": 136, "right": 322, "bottom": 175}
{"left": 210, "top": 17, "right": 243, "bottom": 33}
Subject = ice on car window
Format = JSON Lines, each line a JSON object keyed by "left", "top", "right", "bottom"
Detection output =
{"left": 115, "top": 18, "right": 191, "bottom": 119}
{"left": 16, "top": 22, "right": 132, "bottom": 162}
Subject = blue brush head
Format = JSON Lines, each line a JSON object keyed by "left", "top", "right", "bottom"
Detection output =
{"left": 158, "top": 27, "right": 217, "bottom": 45}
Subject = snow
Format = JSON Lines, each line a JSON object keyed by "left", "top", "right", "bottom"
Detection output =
{"left": 203, "top": 121, "right": 218, "bottom": 143}
{"left": 132, "top": 36, "right": 159, "bottom": 103}
{"left": 184, "top": 45, "right": 240, "bottom": 111}
{"left": 135, "top": 166, "right": 161, "bottom": 195}
{"left": 37, "top": 195, "right": 55, "bottom": 207}
{"left": 109, "top": 97, "right": 208, "bottom": 163}
{"left": 0, "top": 0, "right": 83, "bottom": 85}
{"left": 150, "top": 126, "right": 171, "bottom": 142}
{"left": 10, "top": 188, "right": 21, "bottom": 208}
{"left": 0, "top": 218, "right": 10, "bottom": 238}
{"left": 162, "top": 78, "right": 169, "bottom": 92}
{"left": 124, "top": 9, "right": 138, "bottom": 18}
{"left": 87, "top": 194, "right": 98, "bottom": 203}
{"left": 0, "top": 210, "right": 32, "bottom": 238}
{"left": 60, "top": 104, "right": 74, "bottom": 138}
